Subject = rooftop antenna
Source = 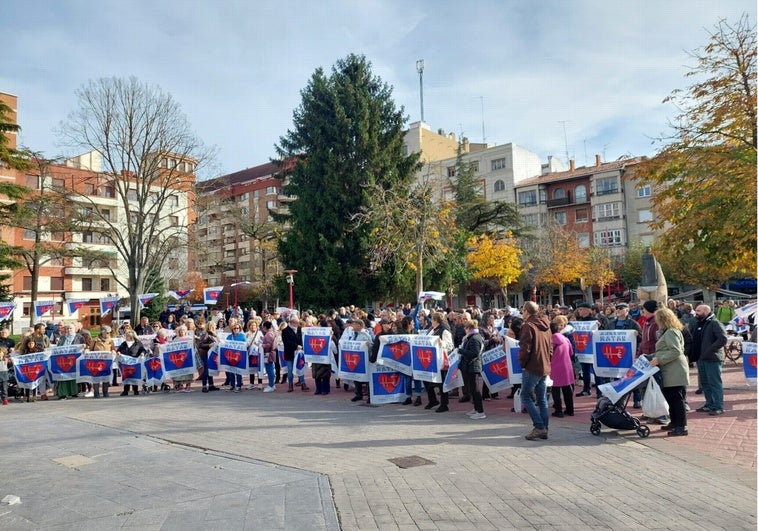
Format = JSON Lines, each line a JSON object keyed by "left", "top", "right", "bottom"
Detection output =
{"left": 416, "top": 59, "right": 425, "bottom": 123}
{"left": 480, "top": 96, "right": 486, "bottom": 144}
{"left": 558, "top": 120, "right": 570, "bottom": 166}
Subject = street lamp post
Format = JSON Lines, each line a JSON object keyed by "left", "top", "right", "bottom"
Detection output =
{"left": 284, "top": 270, "right": 298, "bottom": 310}
{"left": 230, "top": 281, "right": 251, "bottom": 308}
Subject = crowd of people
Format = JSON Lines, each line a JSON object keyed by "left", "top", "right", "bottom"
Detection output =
{"left": 0, "top": 297, "right": 752, "bottom": 442}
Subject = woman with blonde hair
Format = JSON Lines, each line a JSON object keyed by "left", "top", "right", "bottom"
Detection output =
{"left": 649, "top": 308, "right": 689, "bottom": 436}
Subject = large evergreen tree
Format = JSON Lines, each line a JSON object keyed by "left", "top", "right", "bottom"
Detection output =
{"left": 274, "top": 54, "right": 419, "bottom": 308}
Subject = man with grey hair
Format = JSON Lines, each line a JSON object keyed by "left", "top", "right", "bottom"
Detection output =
{"left": 691, "top": 304, "right": 727, "bottom": 415}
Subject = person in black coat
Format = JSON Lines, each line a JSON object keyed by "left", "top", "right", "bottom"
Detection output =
{"left": 459, "top": 319, "right": 485, "bottom": 419}
{"left": 118, "top": 331, "right": 148, "bottom": 396}
{"left": 281, "top": 314, "right": 308, "bottom": 392}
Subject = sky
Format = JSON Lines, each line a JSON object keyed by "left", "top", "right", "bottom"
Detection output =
{"left": 2, "top": 1, "right": 754, "bottom": 180}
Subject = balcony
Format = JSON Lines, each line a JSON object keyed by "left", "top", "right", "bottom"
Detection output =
{"left": 546, "top": 196, "right": 571, "bottom": 209}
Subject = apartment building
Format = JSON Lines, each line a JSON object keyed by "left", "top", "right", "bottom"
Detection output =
{"left": 194, "top": 162, "right": 290, "bottom": 289}
{"left": 513, "top": 155, "right": 652, "bottom": 254}
{"left": 0, "top": 92, "right": 195, "bottom": 329}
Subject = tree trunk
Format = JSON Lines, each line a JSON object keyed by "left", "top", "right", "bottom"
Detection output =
{"left": 558, "top": 283, "right": 565, "bottom": 306}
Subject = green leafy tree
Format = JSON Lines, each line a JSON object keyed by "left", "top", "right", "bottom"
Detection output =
{"left": 356, "top": 179, "right": 455, "bottom": 298}
{"left": 0, "top": 100, "right": 31, "bottom": 172}
{"left": 634, "top": 15, "right": 756, "bottom": 287}
{"left": 274, "top": 54, "right": 418, "bottom": 307}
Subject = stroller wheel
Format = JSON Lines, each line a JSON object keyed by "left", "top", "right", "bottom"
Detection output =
{"left": 637, "top": 425, "right": 650, "bottom": 438}
{"left": 590, "top": 422, "right": 601, "bottom": 436}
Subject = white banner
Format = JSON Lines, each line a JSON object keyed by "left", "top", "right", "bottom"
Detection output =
{"left": 570, "top": 320, "right": 598, "bottom": 364}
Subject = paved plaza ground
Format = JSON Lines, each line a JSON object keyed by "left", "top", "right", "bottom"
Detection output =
{"left": 0, "top": 363, "right": 755, "bottom": 530}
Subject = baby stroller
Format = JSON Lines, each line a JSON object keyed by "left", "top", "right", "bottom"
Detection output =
{"left": 590, "top": 386, "right": 650, "bottom": 438}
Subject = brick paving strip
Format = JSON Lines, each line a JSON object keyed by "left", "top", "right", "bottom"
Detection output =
{"left": 1, "top": 361, "right": 754, "bottom": 530}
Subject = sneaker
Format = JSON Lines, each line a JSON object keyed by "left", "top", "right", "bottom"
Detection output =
{"left": 202, "top": 387, "right": 209, "bottom": 393}
{"left": 469, "top": 412, "right": 487, "bottom": 420}
{"left": 350, "top": 396, "right": 363, "bottom": 402}
{"left": 466, "top": 409, "right": 477, "bottom": 416}
{"left": 263, "top": 386, "right": 275, "bottom": 393}
{"left": 245, "top": 384, "right": 255, "bottom": 390}
{"left": 708, "top": 409, "right": 724, "bottom": 416}
{"left": 221, "top": 384, "right": 230, "bottom": 390}
{"left": 84, "top": 391, "right": 95, "bottom": 398}
{"left": 695, "top": 406, "right": 711, "bottom": 413}
{"left": 684, "top": 403, "right": 691, "bottom": 412}
{"left": 1, "top": 399, "right": 8, "bottom": 405}
{"left": 258, "top": 384, "right": 263, "bottom": 390}
{"left": 525, "top": 428, "right": 548, "bottom": 440}
{"left": 232, "top": 387, "right": 240, "bottom": 393}
{"left": 576, "top": 390, "right": 591, "bottom": 397}
{"left": 402, "top": 397, "right": 413, "bottom": 405}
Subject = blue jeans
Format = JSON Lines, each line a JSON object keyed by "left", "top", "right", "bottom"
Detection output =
{"left": 521, "top": 370, "right": 549, "bottom": 430}
{"left": 697, "top": 359, "right": 723, "bottom": 410}
{"left": 286, "top": 360, "right": 304, "bottom": 386}
{"left": 264, "top": 361, "right": 275, "bottom": 387}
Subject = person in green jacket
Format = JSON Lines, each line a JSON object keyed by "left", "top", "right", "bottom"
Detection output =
{"left": 650, "top": 308, "right": 689, "bottom": 437}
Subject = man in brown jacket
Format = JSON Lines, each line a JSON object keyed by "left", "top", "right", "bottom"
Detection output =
{"left": 519, "top": 301, "right": 553, "bottom": 441}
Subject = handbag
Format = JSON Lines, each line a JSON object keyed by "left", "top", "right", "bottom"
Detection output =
{"left": 641, "top": 376, "right": 669, "bottom": 419}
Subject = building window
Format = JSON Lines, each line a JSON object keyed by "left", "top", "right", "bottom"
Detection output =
{"left": 554, "top": 211, "right": 567, "bottom": 225}
{"left": 239, "top": 192, "right": 249, "bottom": 202}
{"left": 574, "top": 185, "right": 587, "bottom": 203}
{"left": 266, "top": 186, "right": 277, "bottom": 195}
{"left": 518, "top": 190, "right": 537, "bottom": 206}
{"left": 101, "top": 209, "right": 110, "bottom": 221}
{"left": 50, "top": 277, "right": 64, "bottom": 291}
{"left": 637, "top": 185, "right": 652, "bottom": 198}
{"left": 553, "top": 188, "right": 566, "bottom": 199}
{"left": 638, "top": 209, "right": 653, "bottom": 223}
{"left": 100, "top": 278, "right": 110, "bottom": 291}
{"left": 494, "top": 180, "right": 505, "bottom": 192}
{"left": 577, "top": 233, "right": 590, "bottom": 248}
{"left": 470, "top": 161, "right": 479, "bottom": 172}
{"left": 594, "top": 202, "right": 621, "bottom": 220}
{"left": 25, "top": 175, "right": 39, "bottom": 189}
{"left": 446, "top": 166, "right": 456, "bottom": 178}
{"left": 266, "top": 200, "right": 276, "bottom": 209}
{"left": 594, "top": 229, "right": 624, "bottom": 247}
{"left": 575, "top": 208, "right": 588, "bottom": 223}
{"left": 169, "top": 216, "right": 179, "bottom": 226}
{"left": 596, "top": 176, "right": 618, "bottom": 195}
{"left": 522, "top": 214, "right": 538, "bottom": 227}
{"left": 49, "top": 257, "right": 64, "bottom": 267}
{"left": 52, "top": 178, "right": 65, "bottom": 189}
{"left": 89, "top": 307, "right": 101, "bottom": 327}
{"left": 491, "top": 158, "right": 506, "bottom": 171}
{"left": 82, "top": 278, "right": 93, "bottom": 291}
{"left": 23, "top": 229, "right": 36, "bottom": 240}
{"left": 23, "top": 276, "right": 32, "bottom": 291}
{"left": 168, "top": 195, "right": 179, "bottom": 207}
{"left": 539, "top": 189, "right": 546, "bottom": 204}
{"left": 253, "top": 190, "right": 259, "bottom": 199}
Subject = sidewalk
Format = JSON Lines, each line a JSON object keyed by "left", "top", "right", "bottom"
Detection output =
{"left": 0, "top": 362, "right": 755, "bottom": 530}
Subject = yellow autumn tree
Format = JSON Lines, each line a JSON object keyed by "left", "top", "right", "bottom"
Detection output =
{"left": 528, "top": 224, "right": 587, "bottom": 306}
{"left": 582, "top": 246, "right": 617, "bottom": 304}
{"left": 466, "top": 233, "right": 523, "bottom": 302}
{"left": 633, "top": 15, "right": 756, "bottom": 287}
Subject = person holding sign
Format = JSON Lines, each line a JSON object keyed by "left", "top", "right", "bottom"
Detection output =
{"left": 459, "top": 319, "right": 485, "bottom": 419}
{"left": 649, "top": 308, "right": 689, "bottom": 436}
{"left": 117, "top": 331, "right": 148, "bottom": 396}
{"left": 519, "top": 301, "right": 553, "bottom": 440}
